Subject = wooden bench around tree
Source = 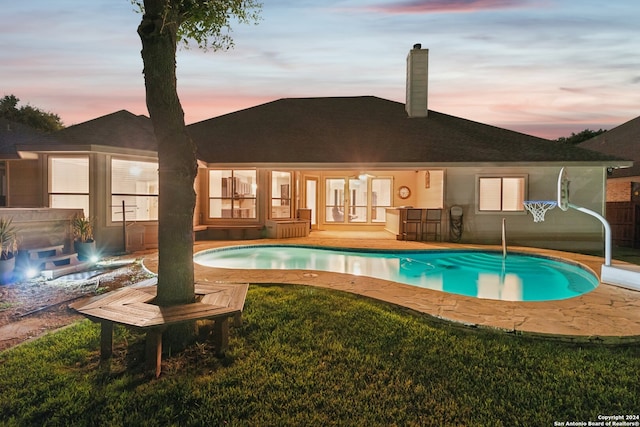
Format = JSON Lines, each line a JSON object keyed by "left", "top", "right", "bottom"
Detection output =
{"left": 71, "top": 282, "right": 249, "bottom": 377}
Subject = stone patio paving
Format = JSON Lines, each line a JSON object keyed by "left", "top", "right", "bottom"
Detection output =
{"left": 140, "top": 233, "right": 640, "bottom": 343}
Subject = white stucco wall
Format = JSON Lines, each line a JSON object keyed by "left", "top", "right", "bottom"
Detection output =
{"left": 415, "top": 170, "right": 444, "bottom": 209}
{"left": 444, "top": 166, "right": 606, "bottom": 251}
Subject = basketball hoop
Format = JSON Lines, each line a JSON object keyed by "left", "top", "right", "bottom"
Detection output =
{"left": 557, "top": 167, "right": 570, "bottom": 211}
{"left": 523, "top": 201, "right": 557, "bottom": 222}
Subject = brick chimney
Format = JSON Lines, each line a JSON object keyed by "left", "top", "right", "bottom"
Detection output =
{"left": 405, "top": 43, "right": 429, "bottom": 118}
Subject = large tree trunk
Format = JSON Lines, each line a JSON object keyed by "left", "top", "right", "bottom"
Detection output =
{"left": 138, "top": 0, "right": 197, "bottom": 310}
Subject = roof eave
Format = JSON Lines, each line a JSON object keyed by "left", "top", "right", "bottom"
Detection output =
{"left": 16, "top": 144, "right": 158, "bottom": 159}
{"left": 199, "top": 160, "right": 633, "bottom": 170}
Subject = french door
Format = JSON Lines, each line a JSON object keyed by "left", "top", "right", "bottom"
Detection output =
{"left": 325, "top": 176, "right": 391, "bottom": 224}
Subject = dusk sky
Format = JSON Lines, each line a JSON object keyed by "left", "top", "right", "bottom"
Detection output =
{"left": 2, "top": 0, "right": 639, "bottom": 139}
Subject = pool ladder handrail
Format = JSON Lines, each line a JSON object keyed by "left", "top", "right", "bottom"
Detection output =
{"left": 502, "top": 218, "right": 507, "bottom": 259}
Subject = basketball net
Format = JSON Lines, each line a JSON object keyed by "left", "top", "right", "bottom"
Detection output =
{"left": 523, "top": 201, "right": 557, "bottom": 223}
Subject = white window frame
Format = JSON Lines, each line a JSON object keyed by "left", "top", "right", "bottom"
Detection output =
{"left": 48, "top": 155, "right": 90, "bottom": 216}
{"left": 271, "top": 171, "right": 292, "bottom": 219}
{"left": 207, "top": 169, "right": 257, "bottom": 220}
{"left": 477, "top": 175, "right": 527, "bottom": 213}
{"left": 110, "top": 157, "right": 159, "bottom": 222}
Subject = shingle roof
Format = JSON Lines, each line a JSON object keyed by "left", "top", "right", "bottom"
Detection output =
{"left": 0, "top": 118, "right": 45, "bottom": 159}
{"left": 579, "top": 115, "right": 640, "bottom": 178}
{"left": 188, "top": 96, "right": 626, "bottom": 166}
{"left": 10, "top": 99, "right": 630, "bottom": 169}
{"left": 27, "top": 110, "right": 157, "bottom": 153}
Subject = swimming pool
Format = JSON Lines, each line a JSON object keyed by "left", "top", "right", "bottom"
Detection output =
{"left": 194, "top": 245, "right": 599, "bottom": 302}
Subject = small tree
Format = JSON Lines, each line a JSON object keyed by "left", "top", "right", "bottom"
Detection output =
{"left": 555, "top": 128, "right": 606, "bottom": 145}
{"left": 133, "top": 0, "right": 260, "bottom": 349}
{"left": 0, "top": 95, "right": 64, "bottom": 132}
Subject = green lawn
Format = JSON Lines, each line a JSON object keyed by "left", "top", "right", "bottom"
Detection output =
{"left": 1, "top": 285, "right": 638, "bottom": 426}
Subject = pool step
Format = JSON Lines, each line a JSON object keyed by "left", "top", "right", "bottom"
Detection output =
{"left": 433, "top": 253, "right": 556, "bottom": 275}
{"left": 564, "top": 269, "right": 598, "bottom": 293}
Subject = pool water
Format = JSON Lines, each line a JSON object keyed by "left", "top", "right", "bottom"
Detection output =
{"left": 194, "top": 245, "right": 599, "bottom": 302}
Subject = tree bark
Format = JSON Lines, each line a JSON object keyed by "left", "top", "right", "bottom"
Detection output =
{"left": 138, "top": 0, "right": 197, "bottom": 308}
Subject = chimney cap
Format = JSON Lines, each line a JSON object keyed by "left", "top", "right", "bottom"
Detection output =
{"left": 413, "top": 43, "right": 422, "bottom": 49}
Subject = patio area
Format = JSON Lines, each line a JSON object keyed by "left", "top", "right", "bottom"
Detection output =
{"left": 140, "top": 232, "right": 640, "bottom": 343}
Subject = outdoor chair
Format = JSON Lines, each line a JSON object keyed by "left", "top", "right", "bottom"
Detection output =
{"left": 402, "top": 208, "right": 423, "bottom": 241}
{"left": 423, "top": 208, "right": 442, "bottom": 241}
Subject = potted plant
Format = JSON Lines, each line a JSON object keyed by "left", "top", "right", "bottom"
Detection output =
{"left": 72, "top": 215, "right": 96, "bottom": 261}
{"left": 0, "top": 217, "right": 18, "bottom": 284}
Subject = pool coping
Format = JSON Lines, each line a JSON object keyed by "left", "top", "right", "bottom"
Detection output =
{"left": 140, "top": 238, "right": 640, "bottom": 344}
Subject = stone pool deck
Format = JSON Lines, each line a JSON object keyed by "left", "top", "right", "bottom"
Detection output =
{"left": 140, "top": 234, "right": 640, "bottom": 343}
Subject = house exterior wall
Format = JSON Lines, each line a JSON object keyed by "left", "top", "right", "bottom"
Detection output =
{"left": 9, "top": 154, "right": 610, "bottom": 254}
{"left": 393, "top": 170, "right": 420, "bottom": 208}
{"left": 276, "top": 166, "right": 608, "bottom": 252}
{"left": 92, "top": 153, "right": 122, "bottom": 254}
{"left": 445, "top": 166, "right": 606, "bottom": 251}
{"left": 34, "top": 152, "right": 161, "bottom": 255}
{"left": 607, "top": 178, "right": 632, "bottom": 202}
{"left": 93, "top": 153, "right": 161, "bottom": 254}
{"left": 416, "top": 170, "right": 444, "bottom": 208}
{"left": 7, "top": 159, "right": 42, "bottom": 207}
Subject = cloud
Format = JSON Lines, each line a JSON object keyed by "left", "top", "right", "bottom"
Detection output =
{"left": 364, "top": 0, "right": 528, "bottom": 14}
{"left": 559, "top": 87, "right": 590, "bottom": 94}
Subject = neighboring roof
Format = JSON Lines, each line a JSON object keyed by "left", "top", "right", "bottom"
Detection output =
{"left": 579, "top": 115, "right": 640, "bottom": 178}
{"left": 17, "top": 110, "right": 157, "bottom": 155}
{"left": 0, "top": 118, "right": 45, "bottom": 159}
{"left": 188, "top": 96, "right": 628, "bottom": 167}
